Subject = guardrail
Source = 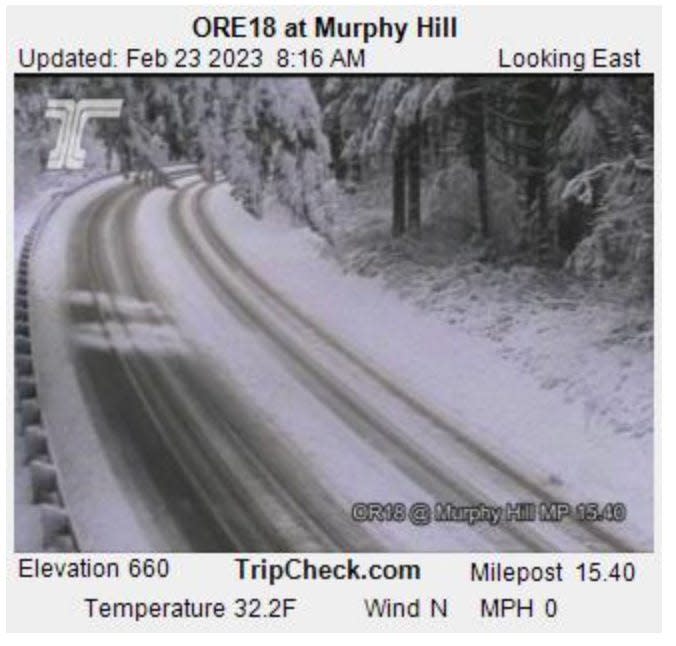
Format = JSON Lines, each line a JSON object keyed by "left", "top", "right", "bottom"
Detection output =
{"left": 15, "top": 207, "right": 79, "bottom": 551}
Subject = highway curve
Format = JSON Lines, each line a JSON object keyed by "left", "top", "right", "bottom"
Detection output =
{"left": 25, "top": 172, "right": 640, "bottom": 552}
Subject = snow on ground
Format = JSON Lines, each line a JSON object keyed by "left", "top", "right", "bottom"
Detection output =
{"left": 203, "top": 184, "right": 654, "bottom": 548}
{"left": 14, "top": 126, "right": 112, "bottom": 249}
{"left": 25, "top": 175, "right": 184, "bottom": 551}
{"left": 333, "top": 203, "right": 654, "bottom": 441}
{"left": 16, "top": 172, "right": 653, "bottom": 550}
{"left": 14, "top": 169, "right": 105, "bottom": 251}
{"left": 135, "top": 181, "right": 507, "bottom": 550}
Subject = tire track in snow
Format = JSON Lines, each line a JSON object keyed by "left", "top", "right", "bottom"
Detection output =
{"left": 67, "top": 179, "right": 378, "bottom": 551}
{"left": 174, "top": 181, "right": 637, "bottom": 553}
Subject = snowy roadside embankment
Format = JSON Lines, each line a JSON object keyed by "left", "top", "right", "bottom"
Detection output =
{"left": 14, "top": 169, "right": 107, "bottom": 252}
{"left": 202, "top": 185, "right": 653, "bottom": 549}
{"left": 333, "top": 205, "right": 653, "bottom": 441}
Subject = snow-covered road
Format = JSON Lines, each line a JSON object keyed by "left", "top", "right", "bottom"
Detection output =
{"left": 24, "top": 173, "right": 649, "bottom": 552}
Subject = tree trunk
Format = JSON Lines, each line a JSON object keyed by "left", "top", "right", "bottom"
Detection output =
{"left": 459, "top": 77, "right": 490, "bottom": 237}
{"left": 518, "top": 78, "right": 553, "bottom": 250}
{"left": 407, "top": 113, "right": 422, "bottom": 235}
{"left": 392, "top": 135, "right": 407, "bottom": 237}
{"left": 475, "top": 89, "right": 490, "bottom": 237}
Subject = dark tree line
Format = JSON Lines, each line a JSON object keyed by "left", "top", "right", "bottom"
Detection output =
{"left": 16, "top": 75, "right": 653, "bottom": 290}
{"left": 315, "top": 75, "right": 653, "bottom": 287}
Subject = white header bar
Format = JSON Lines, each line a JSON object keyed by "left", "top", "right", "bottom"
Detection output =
{"left": 7, "top": 5, "right": 660, "bottom": 75}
